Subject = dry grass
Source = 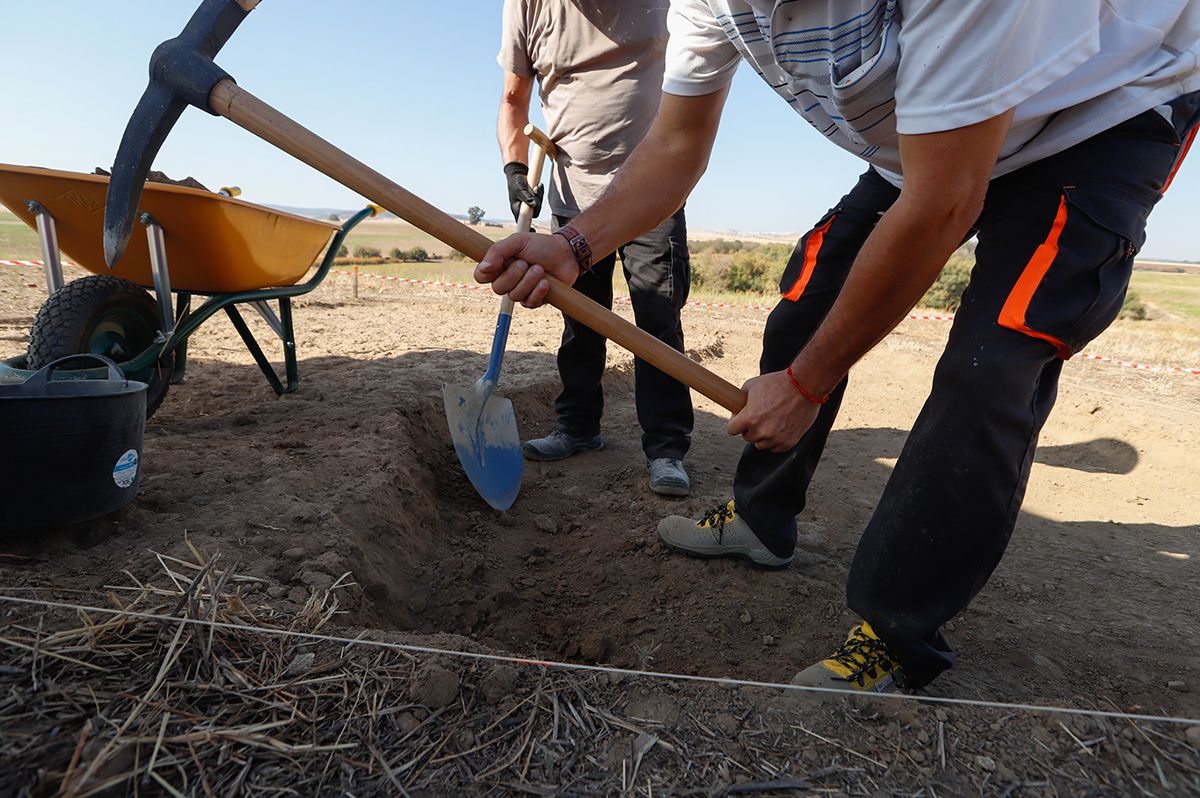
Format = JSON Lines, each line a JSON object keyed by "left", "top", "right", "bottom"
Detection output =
{"left": 2, "top": 543, "right": 1199, "bottom": 796}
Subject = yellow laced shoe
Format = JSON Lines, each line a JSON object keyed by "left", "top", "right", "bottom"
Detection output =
{"left": 656, "top": 500, "right": 792, "bottom": 568}
{"left": 790, "top": 622, "right": 904, "bottom": 693}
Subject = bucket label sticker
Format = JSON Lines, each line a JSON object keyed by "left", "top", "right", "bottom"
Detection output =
{"left": 112, "top": 449, "right": 139, "bottom": 489}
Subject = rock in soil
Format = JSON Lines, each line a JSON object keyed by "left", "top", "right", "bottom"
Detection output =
{"left": 480, "top": 665, "right": 518, "bottom": 704}
{"left": 409, "top": 664, "right": 459, "bottom": 709}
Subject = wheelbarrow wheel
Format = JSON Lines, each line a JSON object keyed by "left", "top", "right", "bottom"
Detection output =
{"left": 27, "top": 275, "right": 173, "bottom": 417}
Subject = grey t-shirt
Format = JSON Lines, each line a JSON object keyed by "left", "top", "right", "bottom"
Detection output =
{"left": 499, "top": 0, "right": 670, "bottom": 216}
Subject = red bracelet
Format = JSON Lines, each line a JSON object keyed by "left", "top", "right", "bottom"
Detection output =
{"left": 786, "top": 367, "right": 831, "bottom": 405}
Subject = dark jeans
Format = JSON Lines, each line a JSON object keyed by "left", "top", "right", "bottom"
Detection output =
{"left": 734, "top": 93, "right": 1200, "bottom": 688}
{"left": 551, "top": 207, "right": 694, "bottom": 460}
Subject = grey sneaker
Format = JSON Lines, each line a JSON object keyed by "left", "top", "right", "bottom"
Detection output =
{"left": 648, "top": 458, "right": 690, "bottom": 496}
{"left": 522, "top": 429, "right": 604, "bottom": 462}
{"left": 656, "top": 500, "right": 792, "bottom": 568}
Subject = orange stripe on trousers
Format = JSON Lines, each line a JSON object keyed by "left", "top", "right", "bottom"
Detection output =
{"left": 782, "top": 214, "right": 836, "bottom": 301}
{"left": 998, "top": 195, "right": 1073, "bottom": 359}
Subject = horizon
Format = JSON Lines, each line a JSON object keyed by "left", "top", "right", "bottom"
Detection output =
{"left": 4, "top": 2, "right": 1198, "bottom": 261}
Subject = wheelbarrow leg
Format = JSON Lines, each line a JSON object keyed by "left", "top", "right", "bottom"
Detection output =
{"left": 224, "top": 304, "right": 286, "bottom": 395}
{"left": 249, "top": 298, "right": 299, "bottom": 394}
{"left": 279, "top": 297, "right": 299, "bottom": 393}
{"left": 27, "top": 201, "right": 65, "bottom": 295}
{"left": 171, "top": 292, "right": 192, "bottom": 384}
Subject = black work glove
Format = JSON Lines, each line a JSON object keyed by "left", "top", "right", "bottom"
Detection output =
{"left": 504, "top": 161, "right": 544, "bottom": 222}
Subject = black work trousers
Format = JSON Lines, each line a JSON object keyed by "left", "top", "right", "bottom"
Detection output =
{"left": 734, "top": 94, "right": 1200, "bottom": 688}
{"left": 551, "top": 207, "right": 694, "bottom": 460}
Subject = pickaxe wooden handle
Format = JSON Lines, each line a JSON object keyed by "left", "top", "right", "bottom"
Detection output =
{"left": 206, "top": 81, "right": 749, "bottom": 412}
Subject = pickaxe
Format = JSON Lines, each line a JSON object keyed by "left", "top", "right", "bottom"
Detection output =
{"left": 103, "top": 0, "right": 747, "bottom": 414}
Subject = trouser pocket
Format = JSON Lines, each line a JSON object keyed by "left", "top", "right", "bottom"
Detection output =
{"left": 998, "top": 186, "right": 1147, "bottom": 358}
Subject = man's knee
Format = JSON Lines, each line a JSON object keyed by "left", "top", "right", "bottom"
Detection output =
{"left": 930, "top": 326, "right": 1054, "bottom": 407}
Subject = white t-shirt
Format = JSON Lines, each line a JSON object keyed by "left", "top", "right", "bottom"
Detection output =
{"left": 664, "top": 0, "right": 1200, "bottom": 185}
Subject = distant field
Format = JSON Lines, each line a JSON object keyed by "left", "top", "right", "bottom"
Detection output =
{"left": 337, "top": 218, "right": 511, "bottom": 258}
{"left": 1127, "top": 270, "right": 1200, "bottom": 320}
{"left": 0, "top": 209, "right": 39, "bottom": 259}
{"left": 4, "top": 207, "right": 1199, "bottom": 330}
{"left": 336, "top": 221, "right": 1200, "bottom": 323}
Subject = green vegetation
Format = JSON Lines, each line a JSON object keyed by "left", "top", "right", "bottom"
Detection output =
{"left": 0, "top": 209, "right": 41, "bottom": 260}
{"left": 2, "top": 205, "right": 1197, "bottom": 328}
{"left": 466, "top": 206, "right": 486, "bottom": 225}
{"left": 388, "top": 246, "right": 428, "bottom": 263}
{"left": 688, "top": 238, "right": 793, "bottom": 295}
{"left": 921, "top": 249, "right": 975, "bottom": 312}
{"left": 1119, "top": 289, "right": 1148, "bottom": 321}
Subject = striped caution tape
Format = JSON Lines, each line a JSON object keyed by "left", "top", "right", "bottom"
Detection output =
{"left": 5, "top": 259, "right": 1197, "bottom": 377}
{"left": 0, "top": 258, "right": 80, "bottom": 268}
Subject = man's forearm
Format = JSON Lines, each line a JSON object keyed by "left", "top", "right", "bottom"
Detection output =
{"left": 498, "top": 100, "right": 531, "bottom": 164}
{"left": 568, "top": 88, "right": 729, "bottom": 258}
{"left": 789, "top": 113, "right": 1011, "bottom": 397}
{"left": 498, "top": 72, "right": 534, "bottom": 164}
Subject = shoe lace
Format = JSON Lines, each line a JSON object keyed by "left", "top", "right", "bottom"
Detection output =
{"left": 828, "top": 627, "right": 896, "bottom": 687}
{"left": 698, "top": 501, "right": 736, "bottom": 542}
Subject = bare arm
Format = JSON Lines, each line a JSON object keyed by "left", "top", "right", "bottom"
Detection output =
{"left": 730, "top": 110, "right": 1014, "bottom": 452}
{"left": 498, "top": 72, "right": 534, "bottom": 165}
{"left": 475, "top": 87, "right": 730, "bottom": 306}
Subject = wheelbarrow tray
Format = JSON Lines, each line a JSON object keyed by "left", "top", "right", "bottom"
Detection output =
{"left": 0, "top": 164, "right": 337, "bottom": 293}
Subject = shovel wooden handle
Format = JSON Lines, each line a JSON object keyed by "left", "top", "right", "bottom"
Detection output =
{"left": 523, "top": 123, "right": 558, "bottom": 163}
{"left": 208, "top": 79, "right": 749, "bottom": 413}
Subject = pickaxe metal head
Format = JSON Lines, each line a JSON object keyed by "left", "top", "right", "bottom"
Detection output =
{"left": 103, "top": 0, "right": 260, "bottom": 267}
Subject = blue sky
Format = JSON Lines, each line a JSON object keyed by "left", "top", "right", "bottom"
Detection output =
{"left": 3, "top": 1, "right": 1197, "bottom": 260}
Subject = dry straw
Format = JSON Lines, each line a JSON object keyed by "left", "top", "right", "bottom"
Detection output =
{"left": 2, "top": 542, "right": 1198, "bottom": 796}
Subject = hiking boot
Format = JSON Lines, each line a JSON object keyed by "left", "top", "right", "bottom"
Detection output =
{"left": 648, "top": 458, "right": 690, "bottom": 497}
{"left": 656, "top": 500, "right": 792, "bottom": 568}
{"left": 521, "top": 429, "right": 604, "bottom": 462}
{"left": 790, "top": 622, "right": 905, "bottom": 693}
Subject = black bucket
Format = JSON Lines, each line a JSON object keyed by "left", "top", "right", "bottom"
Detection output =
{"left": 0, "top": 355, "right": 147, "bottom": 534}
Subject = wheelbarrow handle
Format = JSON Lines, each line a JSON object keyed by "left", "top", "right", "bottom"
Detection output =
{"left": 207, "top": 79, "right": 749, "bottom": 413}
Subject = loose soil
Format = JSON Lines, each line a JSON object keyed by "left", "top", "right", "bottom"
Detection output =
{"left": 2, "top": 262, "right": 1198, "bottom": 793}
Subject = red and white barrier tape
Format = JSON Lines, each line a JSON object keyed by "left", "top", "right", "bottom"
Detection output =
{"left": 6, "top": 259, "right": 1197, "bottom": 377}
{"left": 0, "top": 258, "right": 80, "bottom": 268}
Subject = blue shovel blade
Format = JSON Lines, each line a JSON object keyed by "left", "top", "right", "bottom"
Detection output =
{"left": 443, "top": 383, "right": 523, "bottom": 510}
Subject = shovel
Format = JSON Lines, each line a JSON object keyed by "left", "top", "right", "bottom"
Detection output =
{"left": 442, "top": 125, "right": 556, "bottom": 510}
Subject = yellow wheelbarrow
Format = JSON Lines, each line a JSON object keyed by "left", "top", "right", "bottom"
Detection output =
{"left": 0, "top": 164, "right": 375, "bottom": 415}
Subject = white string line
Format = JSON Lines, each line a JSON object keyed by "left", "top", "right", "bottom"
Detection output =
{"left": 1, "top": 594, "right": 1196, "bottom": 728}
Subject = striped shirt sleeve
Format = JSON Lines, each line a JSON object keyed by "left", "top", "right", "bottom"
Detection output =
{"left": 663, "top": 0, "right": 741, "bottom": 96}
